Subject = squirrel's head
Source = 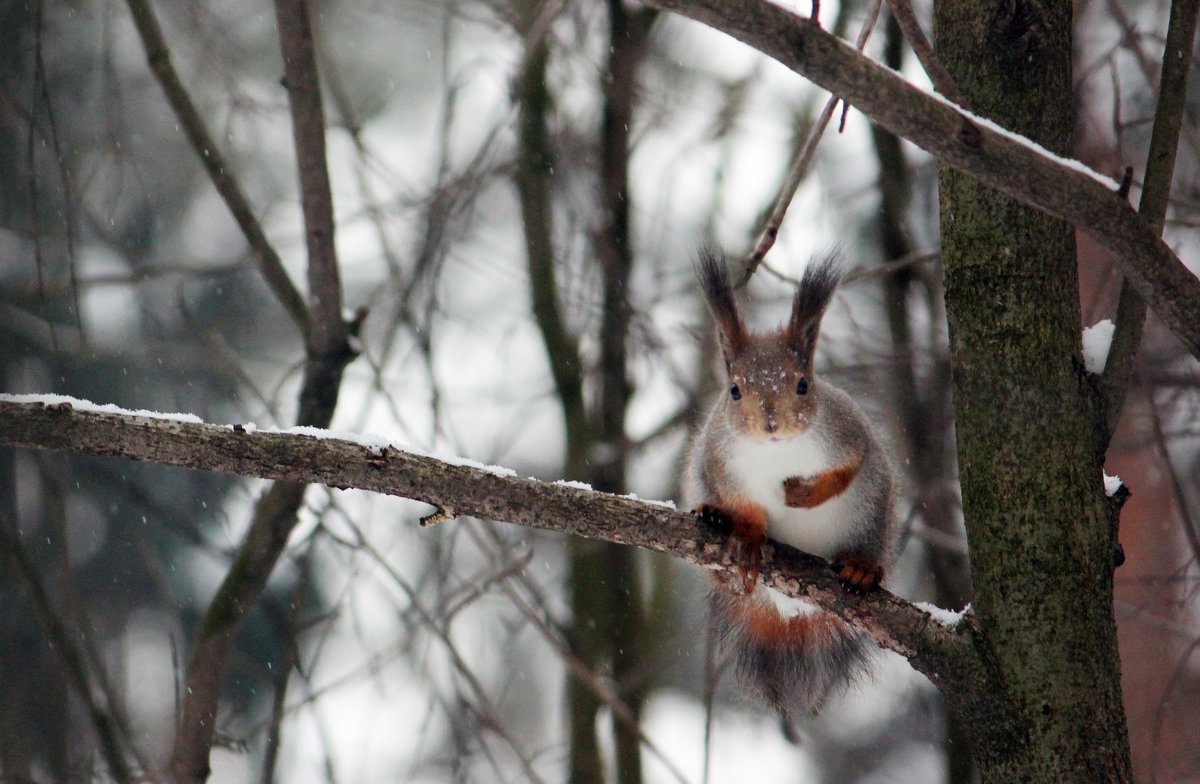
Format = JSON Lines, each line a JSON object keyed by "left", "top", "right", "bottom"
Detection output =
{"left": 696, "top": 248, "right": 841, "bottom": 439}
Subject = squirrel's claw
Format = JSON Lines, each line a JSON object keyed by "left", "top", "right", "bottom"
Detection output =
{"left": 832, "top": 552, "right": 883, "bottom": 594}
{"left": 693, "top": 503, "right": 734, "bottom": 536}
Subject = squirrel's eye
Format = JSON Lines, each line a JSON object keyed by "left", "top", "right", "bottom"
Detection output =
{"left": 730, "top": 384, "right": 742, "bottom": 401}
{"left": 796, "top": 378, "right": 809, "bottom": 395}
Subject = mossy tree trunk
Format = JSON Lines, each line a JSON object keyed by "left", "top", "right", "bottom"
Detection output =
{"left": 933, "top": 2, "right": 1132, "bottom": 780}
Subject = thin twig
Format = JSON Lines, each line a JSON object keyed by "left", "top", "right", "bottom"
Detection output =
{"left": 26, "top": 0, "right": 58, "bottom": 356}
{"left": 34, "top": 458, "right": 160, "bottom": 780}
{"left": 330, "top": 522, "right": 551, "bottom": 784}
{"left": 1145, "top": 388, "right": 1200, "bottom": 567}
{"left": 465, "top": 525, "right": 690, "bottom": 784}
{"left": 842, "top": 249, "right": 940, "bottom": 286}
{"left": 1147, "top": 634, "right": 1200, "bottom": 784}
{"left": 739, "top": 0, "right": 883, "bottom": 282}
{"left": 29, "top": 0, "right": 84, "bottom": 349}
{"left": 739, "top": 94, "right": 841, "bottom": 282}
{"left": 761, "top": 248, "right": 938, "bottom": 288}
{"left": 883, "top": 0, "right": 965, "bottom": 105}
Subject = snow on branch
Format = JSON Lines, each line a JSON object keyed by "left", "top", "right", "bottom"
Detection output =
{"left": 0, "top": 395, "right": 966, "bottom": 674}
{"left": 647, "top": 0, "right": 1200, "bottom": 361}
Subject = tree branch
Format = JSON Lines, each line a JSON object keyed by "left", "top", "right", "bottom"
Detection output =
{"left": 513, "top": 5, "right": 590, "bottom": 474}
{"left": 0, "top": 397, "right": 967, "bottom": 679}
{"left": 647, "top": 0, "right": 1200, "bottom": 361}
{"left": 1099, "top": 0, "right": 1200, "bottom": 444}
{"left": 274, "top": 0, "right": 348, "bottom": 361}
{"left": 123, "top": 0, "right": 313, "bottom": 343}
{"left": 166, "top": 4, "right": 354, "bottom": 777}
{"left": 593, "top": 6, "right": 654, "bottom": 781}
{"left": 740, "top": 0, "right": 881, "bottom": 280}
{"left": 883, "top": 0, "right": 964, "bottom": 106}
{"left": 0, "top": 513, "right": 133, "bottom": 783}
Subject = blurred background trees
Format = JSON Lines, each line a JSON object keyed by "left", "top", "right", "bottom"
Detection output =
{"left": 0, "top": 0, "right": 1197, "bottom": 781}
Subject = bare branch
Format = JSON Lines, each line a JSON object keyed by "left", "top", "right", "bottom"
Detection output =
{"left": 591, "top": 8, "right": 656, "bottom": 781}
{"left": 740, "top": 94, "right": 840, "bottom": 281}
{"left": 28, "top": 0, "right": 84, "bottom": 350}
{"left": 123, "top": 0, "right": 313, "bottom": 342}
{"left": 274, "top": 0, "right": 348, "bottom": 359}
{"left": 0, "top": 398, "right": 966, "bottom": 677}
{"left": 740, "top": 0, "right": 881, "bottom": 280}
{"left": 647, "top": 0, "right": 1200, "bottom": 360}
{"left": 1146, "top": 389, "right": 1200, "bottom": 568}
{"left": 512, "top": 3, "right": 589, "bottom": 470}
{"left": 475, "top": 529, "right": 690, "bottom": 784}
{"left": 883, "top": 0, "right": 964, "bottom": 105}
{"left": 1100, "top": 0, "right": 1200, "bottom": 442}
{"left": 333, "top": 521, "right": 550, "bottom": 784}
{"left": 166, "top": 4, "right": 355, "bottom": 778}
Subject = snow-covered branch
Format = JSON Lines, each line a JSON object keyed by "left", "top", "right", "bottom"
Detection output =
{"left": 0, "top": 395, "right": 967, "bottom": 673}
{"left": 648, "top": 0, "right": 1200, "bottom": 361}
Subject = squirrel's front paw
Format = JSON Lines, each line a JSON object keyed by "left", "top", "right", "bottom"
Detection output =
{"left": 784, "top": 461, "right": 862, "bottom": 508}
{"left": 694, "top": 504, "right": 766, "bottom": 595}
{"left": 693, "top": 503, "right": 734, "bottom": 536}
{"left": 782, "top": 476, "right": 818, "bottom": 508}
{"left": 832, "top": 552, "right": 883, "bottom": 594}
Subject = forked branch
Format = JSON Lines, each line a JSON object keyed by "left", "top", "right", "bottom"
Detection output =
{"left": 648, "top": 0, "right": 1200, "bottom": 360}
{"left": 124, "top": 0, "right": 312, "bottom": 342}
{"left": 1099, "top": 0, "right": 1200, "bottom": 443}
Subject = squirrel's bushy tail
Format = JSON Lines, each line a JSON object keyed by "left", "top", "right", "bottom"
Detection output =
{"left": 709, "top": 586, "right": 871, "bottom": 737}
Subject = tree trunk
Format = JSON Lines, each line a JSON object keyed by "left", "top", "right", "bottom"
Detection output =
{"left": 590, "top": 4, "right": 653, "bottom": 783}
{"left": 513, "top": 3, "right": 651, "bottom": 780}
{"left": 933, "top": 2, "right": 1132, "bottom": 780}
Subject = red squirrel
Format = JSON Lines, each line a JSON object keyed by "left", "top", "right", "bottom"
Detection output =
{"left": 684, "top": 248, "right": 897, "bottom": 736}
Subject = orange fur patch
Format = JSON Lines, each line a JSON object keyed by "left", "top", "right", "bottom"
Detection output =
{"left": 726, "top": 594, "right": 849, "bottom": 649}
{"left": 706, "top": 498, "right": 767, "bottom": 543}
{"left": 782, "top": 455, "right": 863, "bottom": 508}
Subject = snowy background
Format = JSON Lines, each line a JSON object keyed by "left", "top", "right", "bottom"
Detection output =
{"left": 2, "top": 1, "right": 1198, "bottom": 782}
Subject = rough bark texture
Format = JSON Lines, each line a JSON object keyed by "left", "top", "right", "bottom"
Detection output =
{"left": 934, "top": 2, "right": 1132, "bottom": 781}
{"left": 870, "top": 18, "right": 973, "bottom": 783}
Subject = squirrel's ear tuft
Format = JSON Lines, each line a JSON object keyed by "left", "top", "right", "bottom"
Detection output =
{"left": 696, "top": 246, "right": 747, "bottom": 361}
{"left": 787, "top": 251, "right": 842, "bottom": 370}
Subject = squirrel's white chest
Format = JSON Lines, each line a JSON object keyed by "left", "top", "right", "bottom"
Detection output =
{"left": 726, "top": 430, "right": 857, "bottom": 558}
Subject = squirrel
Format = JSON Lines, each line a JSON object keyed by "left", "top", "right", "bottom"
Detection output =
{"left": 683, "top": 247, "right": 897, "bottom": 738}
